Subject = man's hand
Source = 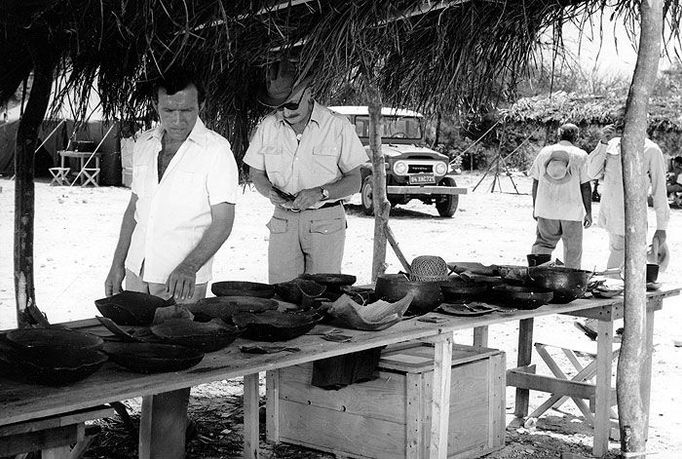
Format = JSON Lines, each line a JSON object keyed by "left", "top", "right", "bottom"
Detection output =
{"left": 104, "top": 264, "right": 125, "bottom": 296}
{"left": 583, "top": 213, "right": 593, "bottom": 229}
{"left": 292, "top": 187, "right": 323, "bottom": 211}
{"left": 268, "top": 188, "right": 292, "bottom": 207}
{"left": 653, "top": 229, "right": 667, "bottom": 247}
{"left": 165, "top": 262, "right": 197, "bottom": 301}
{"left": 600, "top": 125, "right": 617, "bottom": 144}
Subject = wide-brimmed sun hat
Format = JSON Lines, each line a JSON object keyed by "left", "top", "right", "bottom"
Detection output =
{"left": 543, "top": 149, "right": 571, "bottom": 185}
{"left": 258, "top": 60, "right": 312, "bottom": 108}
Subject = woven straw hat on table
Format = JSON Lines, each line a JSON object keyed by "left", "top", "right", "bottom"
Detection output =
{"left": 410, "top": 255, "right": 448, "bottom": 282}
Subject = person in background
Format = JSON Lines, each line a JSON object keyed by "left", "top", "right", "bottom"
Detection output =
{"left": 244, "top": 59, "right": 368, "bottom": 283}
{"left": 587, "top": 124, "right": 669, "bottom": 270}
{"left": 666, "top": 155, "right": 682, "bottom": 195}
{"left": 104, "top": 69, "right": 238, "bottom": 456}
{"left": 528, "top": 123, "right": 592, "bottom": 269}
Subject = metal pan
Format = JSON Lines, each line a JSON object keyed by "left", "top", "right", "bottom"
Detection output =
{"left": 103, "top": 342, "right": 204, "bottom": 373}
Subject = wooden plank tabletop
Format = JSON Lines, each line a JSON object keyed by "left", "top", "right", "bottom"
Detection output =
{"left": 0, "top": 288, "right": 678, "bottom": 427}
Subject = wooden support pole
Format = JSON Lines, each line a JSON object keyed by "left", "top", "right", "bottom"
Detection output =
{"left": 365, "top": 83, "right": 390, "bottom": 282}
{"left": 14, "top": 35, "right": 55, "bottom": 328}
{"left": 617, "top": 0, "right": 662, "bottom": 455}
{"left": 385, "top": 224, "right": 411, "bottom": 273}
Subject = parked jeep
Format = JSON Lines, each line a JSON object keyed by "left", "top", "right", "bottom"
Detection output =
{"left": 329, "top": 106, "right": 466, "bottom": 217}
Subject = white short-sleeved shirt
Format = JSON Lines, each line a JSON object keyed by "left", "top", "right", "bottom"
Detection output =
{"left": 243, "top": 102, "right": 368, "bottom": 206}
{"left": 126, "top": 118, "right": 238, "bottom": 284}
{"left": 529, "top": 141, "right": 589, "bottom": 222}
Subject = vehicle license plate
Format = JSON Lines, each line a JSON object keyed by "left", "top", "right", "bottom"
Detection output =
{"left": 409, "top": 174, "right": 436, "bottom": 185}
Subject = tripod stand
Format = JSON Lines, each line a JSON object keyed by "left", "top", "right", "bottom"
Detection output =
{"left": 472, "top": 148, "right": 521, "bottom": 194}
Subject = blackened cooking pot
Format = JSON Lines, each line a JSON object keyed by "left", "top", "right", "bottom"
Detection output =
{"left": 527, "top": 266, "right": 592, "bottom": 303}
{"left": 375, "top": 274, "right": 444, "bottom": 314}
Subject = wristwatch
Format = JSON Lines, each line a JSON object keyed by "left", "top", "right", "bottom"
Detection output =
{"left": 320, "top": 187, "right": 330, "bottom": 201}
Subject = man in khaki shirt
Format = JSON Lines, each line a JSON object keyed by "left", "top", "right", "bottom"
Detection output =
{"left": 244, "top": 60, "right": 368, "bottom": 283}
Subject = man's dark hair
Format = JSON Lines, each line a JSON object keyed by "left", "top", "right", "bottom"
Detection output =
{"left": 558, "top": 123, "right": 579, "bottom": 143}
{"left": 153, "top": 70, "right": 206, "bottom": 105}
{"left": 673, "top": 156, "right": 682, "bottom": 166}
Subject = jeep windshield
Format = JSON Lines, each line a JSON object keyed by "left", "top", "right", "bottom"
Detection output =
{"left": 353, "top": 115, "right": 423, "bottom": 141}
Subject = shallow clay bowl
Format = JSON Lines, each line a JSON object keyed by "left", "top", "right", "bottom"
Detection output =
{"left": 95, "top": 291, "right": 172, "bottom": 326}
{"left": 103, "top": 342, "right": 204, "bottom": 373}
{"left": 188, "top": 296, "right": 279, "bottom": 323}
{"left": 492, "top": 285, "right": 554, "bottom": 310}
{"left": 232, "top": 310, "right": 321, "bottom": 342}
{"left": 151, "top": 319, "right": 240, "bottom": 352}
{"left": 211, "top": 281, "right": 276, "bottom": 298}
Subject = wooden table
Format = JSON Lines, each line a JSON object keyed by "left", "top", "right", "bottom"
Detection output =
{"left": 57, "top": 150, "right": 101, "bottom": 186}
{"left": 0, "top": 288, "right": 678, "bottom": 458}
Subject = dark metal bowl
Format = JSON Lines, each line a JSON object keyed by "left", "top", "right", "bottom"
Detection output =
{"left": 95, "top": 291, "right": 171, "bottom": 326}
{"left": 298, "top": 273, "right": 357, "bottom": 290}
{"left": 274, "top": 279, "right": 327, "bottom": 304}
{"left": 375, "top": 274, "right": 444, "bottom": 314}
{"left": 232, "top": 310, "right": 321, "bottom": 342}
{"left": 440, "top": 279, "right": 489, "bottom": 303}
{"left": 211, "top": 281, "right": 276, "bottom": 298}
{"left": 103, "top": 342, "right": 204, "bottom": 373}
{"left": 0, "top": 342, "right": 107, "bottom": 386}
{"left": 187, "top": 296, "right": 278, "bottom": 323}
{"left": 150, "top": 319, "right": 240, "bottom": 353}
{"left": 6, "top": 327, "right": 104, "bottom": 355}
{"left": 491, "top": 285, "right": 554, "bottom": 309}
{"left": 527, "top": 267, "right": 592, "bottom": 303}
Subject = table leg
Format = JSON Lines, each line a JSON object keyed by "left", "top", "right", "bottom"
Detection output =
{"left": 593, "top": 319, "right": 613, "bottom": 457}
{"left": 243, "top": 373, "right": 260, "bottom": 459}
{"left": 473, "top": 326, "right": 489, "bottom": 347}
{"left": 139, "top": 388, "right": 190, "bottom": 459}
{"left": 429, "top": 332, "right": 454, "bottom": 458}
{"left": 514, "top": 318, "right": 534, "bottom": 418}
{"left": 265, "top": 370, "right": 280, "bottom": 443}
{"left": 641, "top": 302, "right": 658, "bottom": 439}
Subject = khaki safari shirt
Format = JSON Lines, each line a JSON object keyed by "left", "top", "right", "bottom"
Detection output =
{"left": 243, "top": 102, "right": 368, "bottom": 205}
{"left": 127, "top": 118, "right": 239, "bottom": 284}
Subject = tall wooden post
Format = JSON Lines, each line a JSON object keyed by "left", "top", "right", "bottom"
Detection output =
{"left": 617, "top": 0, "right": 662, "bottom": 455}
{"left": 365, "top": 84, "right": 390, "bottom": 281}
{"left": 14, "top": 37, "right": 55, "bottom": 327}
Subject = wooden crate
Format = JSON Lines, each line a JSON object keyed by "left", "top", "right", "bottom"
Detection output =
{"left": 273, "top": 343, "right": 505, "bottom": 458}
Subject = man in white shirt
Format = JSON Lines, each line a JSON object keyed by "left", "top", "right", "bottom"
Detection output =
{"left": 104, "top": 71, "right": 238, "bottom": 458}
{"left": 105, "top": 72, "right": 238, "bottom": 301}
{"left": 587, "top": 124, "right": 669, "bottom": 269}
{"left": 528, "top": 123, "right": 592, "bottom": 269}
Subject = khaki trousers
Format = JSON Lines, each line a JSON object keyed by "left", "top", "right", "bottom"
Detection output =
{"left": 267, "top": 204, "right": 347, "bottom": 283}
{"left": 531, "top": 217, "right": 583, "bottom": 269}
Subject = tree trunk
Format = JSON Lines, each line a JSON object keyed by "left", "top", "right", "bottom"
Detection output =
{"left": 617, "top": 0, "right": 662, "bottom": 455}
{"left": 366, "top": 84, "right": 390, "bottom": 282}
{"left": 14, "top": 38, "right": 55, "bottom": 328}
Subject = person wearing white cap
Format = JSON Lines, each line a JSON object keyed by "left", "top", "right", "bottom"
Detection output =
{"left": 528, "top": 123, "right": 593, "bottom": 269}
{"left": 244, "top": 59, "right": 368, "bottom": 283}
{"left": 587, "top": 124, "right": 670, "bottom": 270}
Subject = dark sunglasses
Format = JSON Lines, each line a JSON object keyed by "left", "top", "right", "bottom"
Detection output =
{"left": 277, "top": 88, "right": 307, "bottom": 111}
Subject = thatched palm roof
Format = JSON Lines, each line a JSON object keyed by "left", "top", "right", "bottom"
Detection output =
{"left": 501, "top": 90, "right": 682, "bottom": 132}
{"left": 1, "top": 1, "right": 680, "bottom": 157}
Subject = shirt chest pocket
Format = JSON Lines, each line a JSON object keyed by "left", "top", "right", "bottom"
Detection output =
{"left": 262, "top": 145, "right": 285, "bottom": 179}
{"left": 312, "top": 144, "right": 339, "bottom": 174}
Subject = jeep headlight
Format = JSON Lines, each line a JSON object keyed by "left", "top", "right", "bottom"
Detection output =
{"left": 393, "top": 161, "right": 408, "bottom": 175}
{"left": 434, "top": 162, "right": 448, "bottom": 175}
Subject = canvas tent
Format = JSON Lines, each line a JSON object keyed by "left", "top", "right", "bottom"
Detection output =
{"left": 0, "top": 94, "right": 122, "bottom": 184}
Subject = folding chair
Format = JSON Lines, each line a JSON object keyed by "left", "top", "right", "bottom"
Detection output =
{"left": 530, "top": 342, "right": 620, "bottom": 430}
{"left": 48, "top": 167, "right": 71, "bottom": 186}
{"left": 80, "top": 167, "right": 100, "bottom": 187}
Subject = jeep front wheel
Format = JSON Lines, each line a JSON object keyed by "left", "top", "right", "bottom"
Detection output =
{"left": 361, "top": 176, "right": 375, "bottom": 215}
{"left": 435, "top": 176, "right": 459, "bottom": 217}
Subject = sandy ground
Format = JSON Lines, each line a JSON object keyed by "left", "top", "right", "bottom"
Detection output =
{"left": 0, "top": 172, "right": 681, "bottom": 457}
